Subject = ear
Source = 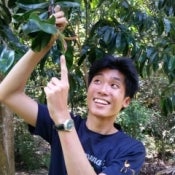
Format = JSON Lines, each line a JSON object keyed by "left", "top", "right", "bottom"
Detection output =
{"left": 122, "top": 96, "right": 131, "bottom": 108}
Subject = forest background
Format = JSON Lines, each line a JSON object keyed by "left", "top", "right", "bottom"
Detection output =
{"left": 0, "top": 0, "right": 175, "bottom": 174}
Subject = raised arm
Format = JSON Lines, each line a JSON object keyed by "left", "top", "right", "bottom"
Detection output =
{"left": 0, "top": 6, "right": 67, "bottom": 127}
{"left": 44, "top": 55, "right": 103, "bottom": 175}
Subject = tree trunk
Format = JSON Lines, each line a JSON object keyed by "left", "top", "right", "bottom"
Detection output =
{"left": 0, "top": 77, "right": 15, "bottom": 175}
{"left": 0, "top": 103, "right": 15, "bottom": 175}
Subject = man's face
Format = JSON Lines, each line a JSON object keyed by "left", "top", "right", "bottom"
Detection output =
{"left": 87, "top": 68, "right": 130, "bottom": 119}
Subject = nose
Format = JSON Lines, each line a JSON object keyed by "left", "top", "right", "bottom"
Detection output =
{"left": 98, "top": 83, "right": 109, "bottom": 95}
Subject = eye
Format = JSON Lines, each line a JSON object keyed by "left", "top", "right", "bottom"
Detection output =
{"left": 93, "top": 78, "right": 101, "bottom": 84}
{"left": 92, "top": 75, "right": 102, "bottom": 85}
{"left": 111, "top": 83, "right": 119, "bottom": 89}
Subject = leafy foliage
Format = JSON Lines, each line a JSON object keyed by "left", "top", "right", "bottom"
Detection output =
{"left": 117, "top": 100, "right": 152, "bottom": 140}
{"left": 0, "top": 0, "right": 175, "bottom": 167}
{"left": 138, "top": 75, "right": 175, "bottom": 160}
{"left": 14, "top": 118, "right": 50, "bottom": 170}
{"left": 0, "top": 47, "right": 14, "bottom": 73}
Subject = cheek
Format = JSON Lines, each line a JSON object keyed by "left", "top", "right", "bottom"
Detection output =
{"left": 87, "top": 88, "right": 92, "bottom": 105}
{"left": 87, "top": 85, "right": 98, "bottom": 108}
{"left": 112, "top": 94, "right": 125, "bottom": 108}
{"left": 87, "top": 85, "right": 94, "bottom": 97}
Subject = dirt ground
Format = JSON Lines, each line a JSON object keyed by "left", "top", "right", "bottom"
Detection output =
{"left": 140, "top": 159, "right": 175, "bottom": 175}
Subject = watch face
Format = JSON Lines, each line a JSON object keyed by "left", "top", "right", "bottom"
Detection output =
{"left": 65, "top": 119, "right": 74, "bottom": 131}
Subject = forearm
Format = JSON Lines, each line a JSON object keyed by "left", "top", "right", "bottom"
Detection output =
{"left": 44, "top": 54, "right": 96, "bottom": 174}
{"left": 0, "top": 40, "right": 54, "bottom": 102}
{"left": 58, "top": 128, "right": 97, "bottom": 175}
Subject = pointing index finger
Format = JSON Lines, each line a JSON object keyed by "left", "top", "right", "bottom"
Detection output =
{"left": 60, "top": 55, "right": 68, "bottom": 83}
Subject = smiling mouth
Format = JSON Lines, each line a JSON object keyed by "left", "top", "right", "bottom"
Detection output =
{"left": 93, "top": 98, "right": 110, "bottom": 105}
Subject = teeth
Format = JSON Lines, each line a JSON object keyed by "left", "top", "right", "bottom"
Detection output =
{"left": 94, "top": 98, "right": 109, "bottom": 105}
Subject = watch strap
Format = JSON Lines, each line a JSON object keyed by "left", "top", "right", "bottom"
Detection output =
{"left": 54, "top": 123, "right": 64, "bottom": 130}
{"left": 54, "top": 119, "right": 74, "bottom": 131}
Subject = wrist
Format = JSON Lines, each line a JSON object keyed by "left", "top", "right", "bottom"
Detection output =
{"left": 53, "top": 111, "right": 71, "bottom": 126}
{"left": 54, "top": 118, "right": 74, "bottom": 132}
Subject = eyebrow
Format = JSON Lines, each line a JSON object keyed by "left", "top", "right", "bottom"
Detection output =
{"left": 112, "top": 77, "right": 122, "bottom": 82}
{"left": 94, "top": 73, "right": 123, "bottom": 82}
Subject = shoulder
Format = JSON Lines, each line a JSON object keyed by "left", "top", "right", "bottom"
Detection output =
{"left": 112, "top": 131, "right": 146, "bottom": 155}
{"left": 38, "top": 103, "right": 50, "bottom": 117}
{"left": 121, "top": 131, "right": 145, "bottom": 145}
{"left": 37, "top": 103, "right": 54, "bottom": 125}
{"left": 109, "top": 132, "right": 146, "bottom": 173}
{"left": 119, "top": 132, "right": 146, "bottom": 161}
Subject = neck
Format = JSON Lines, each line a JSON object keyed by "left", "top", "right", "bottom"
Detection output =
{"left": 86, "top": 113, "right": 118, "bottom": 135}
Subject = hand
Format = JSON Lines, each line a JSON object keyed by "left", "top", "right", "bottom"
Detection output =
{"left": 47, "top": 5, "right": 68, "bottom": 49}
{"left": 54, "top": 5, "right": 68, "bottom": 31}
{"left": 44, "top": 55, "right": 70, "bottom": 124}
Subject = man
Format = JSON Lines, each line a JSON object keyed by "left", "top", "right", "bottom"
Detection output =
{"left": 0, "top": 6, "right": 145, "bottom": 175}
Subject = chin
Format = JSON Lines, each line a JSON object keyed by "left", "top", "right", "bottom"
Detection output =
{"left": 90, "top": 110, "right": 111, "bottom": 118}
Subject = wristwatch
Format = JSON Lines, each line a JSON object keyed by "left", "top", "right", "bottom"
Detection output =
{"left": 54, "top": 119, "right": 74, "bottom": 132}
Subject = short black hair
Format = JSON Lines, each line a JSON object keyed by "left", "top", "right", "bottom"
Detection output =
{"left": 88, "top": 55, "right": 139, "bottom": 98}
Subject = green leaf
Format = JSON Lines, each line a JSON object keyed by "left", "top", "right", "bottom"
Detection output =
{"left": 146, "top": 47, "right": 158, "bottom": 66}
{"left": 115, "top": 32, "right": 122, "bottom": 49}
{"left": 57, "top": 2, "right": 80, "bottom": 8}
{"left": 0, "top": 4, "right": 12, "bottom": 25}
{"left": 16, "top": 2, "right": 49, "bottom": 11}
{"left": 31, "top": 32, "right": 52, "bottom": 52}
{"left": 160, "top": 98, "right": 168, "bottom": 116}
{"left": 156, "top": 18, "right": 164, "bottom": 36}
{"left": 161, "top": 96, "right": 174, "bottom": 116}
{"left": 78, "top": 45, "right": 90, "bottom": 66}
{"left": 50, "top": 45, "right": 61, "bottom": 63}
{"left": 29, "top": 12, "right": 57, "bottom": 34}
{"left": 103, "top": 28, "right": 112, "bottom": 45}
{"left": 14, "top": 9, "right": 44, "bottom": 24}
{"left": 121, "top": 0, "right": 129, "bottom": 9}
{"left": 65, "top": 42, "right": 74, "bottom": 69}
{"left": 0, "top": 47, "right": 15, "bottom": 74}
{"left": 163, "top": 18, "right": 171, "bottom": 33}
{"left": 172, "top": 95, "right": 175, "bottom": 109}
{"left": 163, "top": 55, "right": 170, "bottom": 74}
{"left": 146, "top": 47, "right": 154, "bottom": 58}
{"left": 1, "top": 25, "right": 27, "bottom": 53}
{"left": 22, "top": 21, "right": 40, "bottom": 35}
{"left": 138, "top": 53, "right": 148, "bottom": 77}
{"left": 168, "top": 57, "right": 175, "bottom": 71}
{"left": 21, "top": 11, "right": 50, "bottom": 34}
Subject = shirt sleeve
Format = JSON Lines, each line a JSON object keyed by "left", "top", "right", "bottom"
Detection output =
{"left": 28, "top": 103, "right": 54, "bottom": 144}
{"left": 28, "top": 103, "right": 80, "bottom": 144}
{"left": 102, "top": 140, "right": 146, "bottom": 175}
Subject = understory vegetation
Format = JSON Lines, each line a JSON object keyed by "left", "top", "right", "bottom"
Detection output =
{"left": 0, "top": 0, "right": 175, "bottom": 174}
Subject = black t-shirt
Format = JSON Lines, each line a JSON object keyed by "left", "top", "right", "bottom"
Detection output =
{"left": 29, "top": 104, "right": 145, "bottom": 175}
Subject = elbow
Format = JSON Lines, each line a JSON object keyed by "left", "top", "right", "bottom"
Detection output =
{"left": 0, "top": 87, "right": 3, "bottom": 102}
{"left": 0, "top": 85, "right": 7, "bottom": 103}
{"left": 0, "top": 90, "right": 5, "bottom": 103}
